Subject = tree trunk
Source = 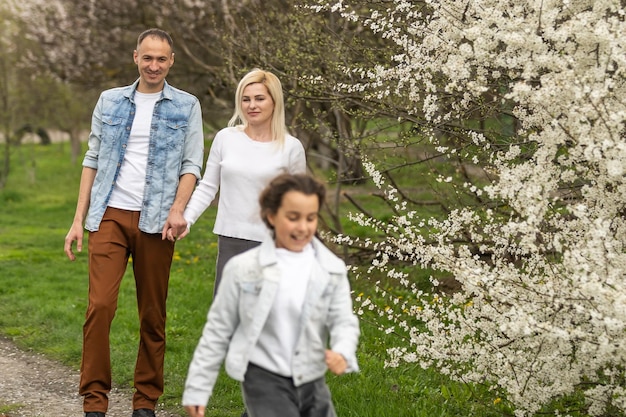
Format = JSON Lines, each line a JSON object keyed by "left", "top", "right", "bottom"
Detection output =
{"left": 0, "top": 136, "right": 9, "bottom": 190}
{"left": 69, "top": 128, "right": 82, "bottom": 165}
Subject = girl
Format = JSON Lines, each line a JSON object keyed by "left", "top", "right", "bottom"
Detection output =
{"left": 182, "top": 173, "right": 360, "bottom": 417}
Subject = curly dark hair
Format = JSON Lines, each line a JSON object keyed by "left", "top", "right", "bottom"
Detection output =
{"left": 259, "top": 174, "right": 326, "bottom": 231}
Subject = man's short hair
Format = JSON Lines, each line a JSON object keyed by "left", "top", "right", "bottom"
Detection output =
{"left": 137, "top": 28, "right": 174, "bottom": 52}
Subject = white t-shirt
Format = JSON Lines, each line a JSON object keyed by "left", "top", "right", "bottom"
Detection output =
{"left": 249, "top": 244, "right": 314, "bottom": 376}
{"left": 108, "top": 91, "right": 160, "bottom": 210}
{"left": 184, "top": 126, "right": 306, "bottom": 242}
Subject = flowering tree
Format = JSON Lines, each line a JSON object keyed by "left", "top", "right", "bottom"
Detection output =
{"left": 313, "top": 0, "right": 626, "bottom": 415}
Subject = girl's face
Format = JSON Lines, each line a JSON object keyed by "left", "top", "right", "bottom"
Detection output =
{"left": 267, "top": 190, "right": 319, "bottom": 252}
{"left": 241, "top": 82, "right": 274, "bottom": 128}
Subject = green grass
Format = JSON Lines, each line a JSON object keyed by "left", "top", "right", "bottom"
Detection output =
{"left": 0, "top": 142, "right": 506, "bottom": 416}
{"left": 0, "top": 403, "right": 23, "bottom": 415}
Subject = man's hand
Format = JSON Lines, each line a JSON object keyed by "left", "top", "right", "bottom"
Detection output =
{"left": 325, "top": 349, "right": 348, "bottom": 375}
{"left": 64, "top": 222, "right": 84, "bottom": 261}
{"left": 65, "top": 166, "right": 96, "bottom": 260}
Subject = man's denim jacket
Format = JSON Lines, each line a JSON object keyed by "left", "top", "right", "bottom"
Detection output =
{"left": 83, "top": 79, "right": 204, "bottom": 234}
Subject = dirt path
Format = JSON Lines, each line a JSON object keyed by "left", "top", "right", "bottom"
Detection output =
{"left": 0, "top": 337, "right": 180, "bottom": 417}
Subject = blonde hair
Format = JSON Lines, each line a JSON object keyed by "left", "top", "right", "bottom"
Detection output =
{"left": 228, "top": 69, "right": 288, "bottom": 145}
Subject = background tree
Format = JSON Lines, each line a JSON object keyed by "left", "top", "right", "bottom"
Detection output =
{"left": 159, "top": 0, "right": 383, "bottom": 183}
{"left": 0, "top": 1, "right": 51, "bottom": 188}
{"left": 0, "top": 1, "right": 18, "bottom": 189}
{"left": 16, "top": 0, "right": 455, "bottom": 191}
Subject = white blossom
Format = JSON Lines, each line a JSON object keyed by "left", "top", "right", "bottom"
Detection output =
{"left": 318, "top": 0, "right": 626, "bottom": 414}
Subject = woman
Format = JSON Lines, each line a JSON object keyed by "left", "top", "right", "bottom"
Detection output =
{"left": 175, "top": 69, "right": 306, "bottom": 294}
{"left": 182, "top": 173, "right": 360, "bottom": 417}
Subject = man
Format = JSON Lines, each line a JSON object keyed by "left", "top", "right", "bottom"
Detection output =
{"left": 64, "top": 28, "right": 204, "bottom": 417}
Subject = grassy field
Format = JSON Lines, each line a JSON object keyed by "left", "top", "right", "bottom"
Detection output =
{"left": 0, "top": 142, "right": 505, "bottom": 416}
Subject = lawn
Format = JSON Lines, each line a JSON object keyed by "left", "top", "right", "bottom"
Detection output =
{"left": 0, "top": 142, "right": 504, "bottom": 416}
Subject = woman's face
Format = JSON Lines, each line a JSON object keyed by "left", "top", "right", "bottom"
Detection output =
{"left": 267, "top": 191, "right": 319, "bottom": 252}
{"left": 241, "top": 82, "right": 274, "bottom": 128}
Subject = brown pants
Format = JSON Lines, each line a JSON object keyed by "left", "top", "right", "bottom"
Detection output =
{"left": 80, "top": 207, "right": 175, "bottom": 413}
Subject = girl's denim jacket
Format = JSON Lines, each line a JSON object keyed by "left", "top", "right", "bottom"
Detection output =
{"left": 83, "top": 79, "right": 204, "bottom": 233}
{"left": 182, "top": 237, "right": 360, "bottom": 407}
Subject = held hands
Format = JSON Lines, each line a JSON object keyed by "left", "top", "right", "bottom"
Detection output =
{"left": 325, "top": 349, "right": 348, "bottom": 375}
{"left": 161, "top": 210, "right": 188, "bottom": 241}
{"left": 184, "top": 405, "right": 205, "bottom": 417}
{"left": 165, "top": 225, "right": 190, "bottom": 242}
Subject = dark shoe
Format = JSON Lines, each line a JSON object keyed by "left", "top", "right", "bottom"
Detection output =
{"left": 85, "top": 413, "right": 105, "bottom": 417}
{"left": 132, "top": 409, "right": 156, "bottom": 417}
{"left": 241, "top": 411, "right": 249, "bottom": 417}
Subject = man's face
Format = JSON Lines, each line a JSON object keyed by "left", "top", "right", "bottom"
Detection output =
{"left": 133, "top": 36, "right": 174, "bottom": 93}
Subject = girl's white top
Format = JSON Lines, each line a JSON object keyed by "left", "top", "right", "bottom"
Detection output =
{"left": 249, "top": 244, "right": 314, "bottom": 376}
{"left": 184, "top": 127, "right": 306, "bottom": 241}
